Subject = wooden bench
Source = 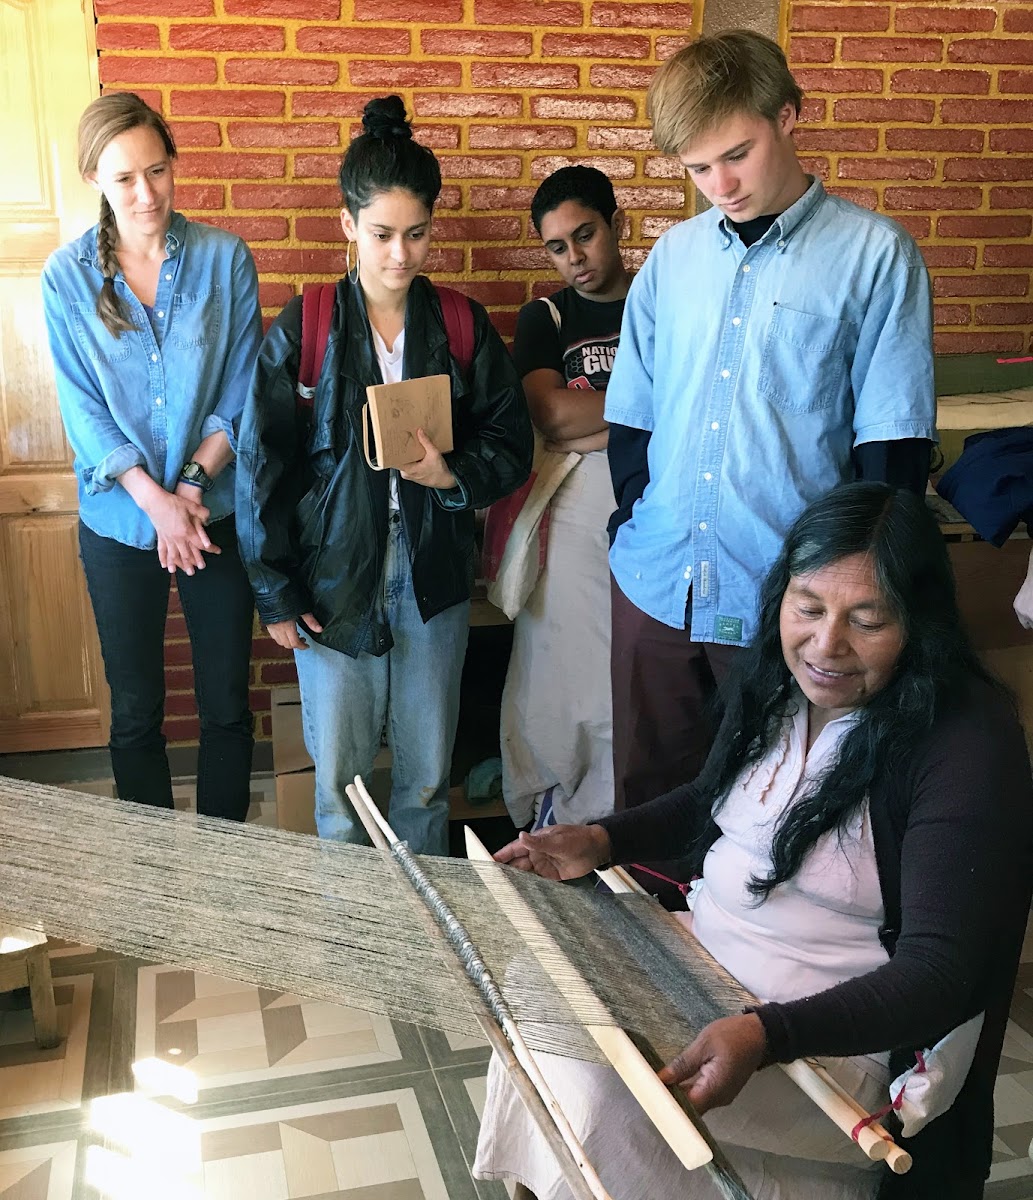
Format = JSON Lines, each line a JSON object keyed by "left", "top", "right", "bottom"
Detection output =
{"left": 0, "top": 924, "right": 59, "bottom": 1049}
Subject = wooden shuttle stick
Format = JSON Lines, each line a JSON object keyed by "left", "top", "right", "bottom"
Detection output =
{"left": 344, "top": 779, "right": 613, "bottom": 1200}
{"left": 464, "top": 826, "right": 717, "bottom": 1178}
{"left": 596, "top": 865, "right": 912, "bottom": 1175}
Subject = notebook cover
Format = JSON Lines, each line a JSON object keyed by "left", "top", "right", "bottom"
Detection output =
{"left": 364, "top": 374, "right": 453, "bottom": 470}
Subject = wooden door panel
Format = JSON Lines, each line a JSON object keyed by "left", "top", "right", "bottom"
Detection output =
{"left": 0, "top": 272, "right": 72, "bottom": 468}
{"left": 4, "top": 515, "right": 98, "bottom": 705}
{"left": 0, "top": 4, "right": 49, "bottom": 212}
{"left": 0, "top": 0, "right": 106, "bottom": 752}
{"left": 0, "top": 514, "right": 107, "bottom": 751}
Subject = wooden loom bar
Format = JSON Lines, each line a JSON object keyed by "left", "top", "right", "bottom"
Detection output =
{"left": 344, "top": 779, "right": 611, "bottom": 1200}
{"left": 463, "top": 828, "right": 728, "bottom": 1181}
{"left": 596, "top": 865, "right": 912, "bottom": 1175}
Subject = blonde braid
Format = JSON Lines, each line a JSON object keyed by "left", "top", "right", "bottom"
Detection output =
{"left": 95, "top": 195, "right": 136, "bottom": 338}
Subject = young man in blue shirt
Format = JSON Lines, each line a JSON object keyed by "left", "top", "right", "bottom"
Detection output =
{"left": 606, "top": 30, "right": 936, "bottom": 832}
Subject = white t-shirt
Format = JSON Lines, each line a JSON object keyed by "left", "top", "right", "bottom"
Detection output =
{"left": 371, "top": 325, "right": 405, "bottom": 512}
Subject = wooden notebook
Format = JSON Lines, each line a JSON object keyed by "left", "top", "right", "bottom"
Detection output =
{"left": 362, "top": 374, "right": 453, "bottom": 470}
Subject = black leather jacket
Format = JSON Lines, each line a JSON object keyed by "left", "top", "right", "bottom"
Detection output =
{"left": 236, "top": 275, "right": 532, "bottom": 656}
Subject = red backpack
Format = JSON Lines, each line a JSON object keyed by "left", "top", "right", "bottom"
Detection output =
{"left": 295, "top": 282, "right": 474, "bottom": 416}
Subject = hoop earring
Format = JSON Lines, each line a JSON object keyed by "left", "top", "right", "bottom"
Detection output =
{"left": 346, "top": 240, "right": 359, "bottom": 285}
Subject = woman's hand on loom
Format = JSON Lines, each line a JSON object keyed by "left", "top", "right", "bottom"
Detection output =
{"left": 493, "top": 824, "right": 612, "bottom": 880}
{"left": 658, "top": 1014, "right": 769, "bottom": 1114}
{"left": 399, "top": 428, "right": 457, "bottom": 490}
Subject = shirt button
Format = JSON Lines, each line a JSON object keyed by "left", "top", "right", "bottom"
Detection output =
{"left": 699, "top": 522, "right": 707, "bottom": 531}
{"left": 704, "top": 472, "right": 713, "bottom": 481}
{"left": 711, "top": 421, "right": 720, "bottom": 431}
{"left": 683, "top": 569, "right": 691, "bottom": 580}
{"left": 742, "top": 264, "right": 751, "bottom": 273}
{"left": 151, "top": 353, "right": 158, "bottom": 362}
{"left": 721, "top": 369, "right": 730, "bottom": 379}
{"left": 156, "top": 310, "right": 164, "bottom": 318}
{"left": 155, "top": 397, "right": 163, "bottom": 405}
{"left": 777, "top": 240, "right": 785, "bottom": 249}
{"left": 165, "top": 273, "right": 172, "bottom": 281}
{"left": 732, "top": 317, "right": 741, "bottom": 326}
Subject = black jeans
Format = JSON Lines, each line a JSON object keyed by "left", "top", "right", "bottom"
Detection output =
{"left": 79, "top": 516, "right": 255, "bottom": 820}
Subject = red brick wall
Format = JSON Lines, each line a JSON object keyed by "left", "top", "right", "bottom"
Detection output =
{"left": 784, "top": 1, "right": 1033, "bottom": 355}
{"left": 91, "top": 0, "right": 1033, "bottom": 743}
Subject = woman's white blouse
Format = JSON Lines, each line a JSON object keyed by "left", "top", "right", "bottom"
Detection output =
{"left": 691, "top": 698, "right": 890, "bottom": 1008}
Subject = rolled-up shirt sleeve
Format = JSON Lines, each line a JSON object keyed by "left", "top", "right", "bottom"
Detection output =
{"left": 41, "top": 264, "right": 146, "bottom": 493}
{"left": 208, "top": 239, "right": 263, "bottom": 453}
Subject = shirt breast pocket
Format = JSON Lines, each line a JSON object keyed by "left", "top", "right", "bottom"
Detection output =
{"left": 71, "top": 301, "right": 132, "bottom": 365}
{"left": 759, "top": 303, "right": 854, "bottom": 416}
{"left": 170, "top": 287, "right": 221, "bottom": 349}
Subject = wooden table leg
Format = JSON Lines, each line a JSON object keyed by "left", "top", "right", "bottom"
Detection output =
{"left": 26, "top": 948, "right": 59, "bottom": 1050}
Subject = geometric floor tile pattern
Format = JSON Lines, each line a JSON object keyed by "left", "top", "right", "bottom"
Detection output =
{"left": 0, "top": 979, "right": 92, "bottom": 1122}
{"left": 136, "top": 970, "right": 402, "bottom": 1090}
{"left": 0, "top": 1142, "right": 77, "bottom": 1200}
{"left": 1, "top": 769, "right": 1032, "bottom": 1197}
{"left": 196, "top": 1091, "right": 450, "bottom": 1199}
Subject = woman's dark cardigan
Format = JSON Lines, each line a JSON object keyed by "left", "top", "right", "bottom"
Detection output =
{"left": 598, "top": 678, "right": 1033, "bottom": 1197}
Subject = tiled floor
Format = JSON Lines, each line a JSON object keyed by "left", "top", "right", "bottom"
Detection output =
{"left": 1, "top": 773, "right": 1032, "bottom": 1198}
{"left": 0, "top": 776, "right": 507, "bottom": 1200}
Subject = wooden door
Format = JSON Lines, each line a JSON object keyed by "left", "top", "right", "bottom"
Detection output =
{"left": 0, "top": 0, "right": 108, "bottom": 751}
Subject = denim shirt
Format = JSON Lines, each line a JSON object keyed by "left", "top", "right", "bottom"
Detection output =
{"left": 41, "top": 212, "right": 262, "bottom": 549}
{"left": 605, "top": 179, "right": 936, "bottom": 644}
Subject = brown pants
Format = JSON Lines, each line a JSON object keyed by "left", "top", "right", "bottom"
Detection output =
{"left": 610, "top": 574, "right": 743, "bottom": 813}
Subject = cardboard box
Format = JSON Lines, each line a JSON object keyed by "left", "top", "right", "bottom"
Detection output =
{"left": 271, "top": 686, "right": 313, "bottom": 776}
{"left": 275, "top": 769, "right": 317, "bottom": 836}
{"left": 949, "top": 538, "right": 1033, "bottom": 749}
{"left": 271, "top": 686, "right": 316, "bottom": 834}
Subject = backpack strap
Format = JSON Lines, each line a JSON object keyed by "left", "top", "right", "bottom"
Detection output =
{"left": 539, "top": 295, "right": 562, "bottom": 332}
{"left": 297, "top": 282, "right": 337, "bottom": 414}
{"left": 298, "top": 282, "right": 471, "bottom": 418}
{"left": 434, "top": 285, "right": 475, "bottom": 377}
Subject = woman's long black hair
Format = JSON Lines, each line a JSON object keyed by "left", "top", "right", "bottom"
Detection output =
{"left": 338, "top": 94, "right": 441, "bottom": 215}
{"left": 691, "top": 482, "right": 1002, "bottom": 900}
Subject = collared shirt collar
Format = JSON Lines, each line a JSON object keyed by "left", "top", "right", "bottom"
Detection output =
{"left": 717, "top": 176, "right": 825, "bottom": 251}
{"left": 77, "top": 210, "right": 187, "bottom": 269}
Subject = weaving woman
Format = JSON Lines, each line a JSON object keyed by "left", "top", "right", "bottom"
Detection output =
{"left": 476, "top": 482, "right": 1033, "bottom": 1200}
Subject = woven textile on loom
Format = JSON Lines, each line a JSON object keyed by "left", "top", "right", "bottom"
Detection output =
{"left": 0, "top": 776, "right": 754, "bottom": 1066}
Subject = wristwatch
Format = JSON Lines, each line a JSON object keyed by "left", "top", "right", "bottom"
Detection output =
{"left": 179, "top": 461, "right": 215, "bottom": 491}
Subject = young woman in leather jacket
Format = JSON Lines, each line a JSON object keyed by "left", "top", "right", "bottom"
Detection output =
{"left": 236, "top": 95, "right": 533, "bottom": 855}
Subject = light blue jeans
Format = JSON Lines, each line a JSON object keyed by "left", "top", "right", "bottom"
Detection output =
{"left": 294, "top": 517, "right": 470, "bottom": 855}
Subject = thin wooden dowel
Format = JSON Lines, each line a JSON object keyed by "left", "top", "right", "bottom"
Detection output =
{"left": 344, "top": 780, "right": 613, "bottom": 1200}
{"left": 465, "top": 827, "right": 715, "bottom": 1177}
{"left": 596, "top": 865, "right": 912, "bottom": 1174}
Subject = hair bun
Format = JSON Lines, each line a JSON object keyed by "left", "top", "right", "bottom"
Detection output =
{"left": 362, "top": 95, "right": 413, "bottom": 141}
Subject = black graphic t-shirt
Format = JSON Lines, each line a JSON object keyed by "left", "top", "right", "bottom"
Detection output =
{"left": 512, "top": 287, "right": 625, "bottom": 392}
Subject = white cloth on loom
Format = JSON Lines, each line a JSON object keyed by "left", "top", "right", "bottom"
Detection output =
{"left": 474, "top": 697, "right": 892, "bottom": 1200}
{"left": 500, "top": 448, "right": 615, "bottom": 828}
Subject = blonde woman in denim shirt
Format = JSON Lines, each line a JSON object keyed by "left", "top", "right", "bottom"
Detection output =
{"left": 41, "top": 93, "right": 262, "bottom": 820}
